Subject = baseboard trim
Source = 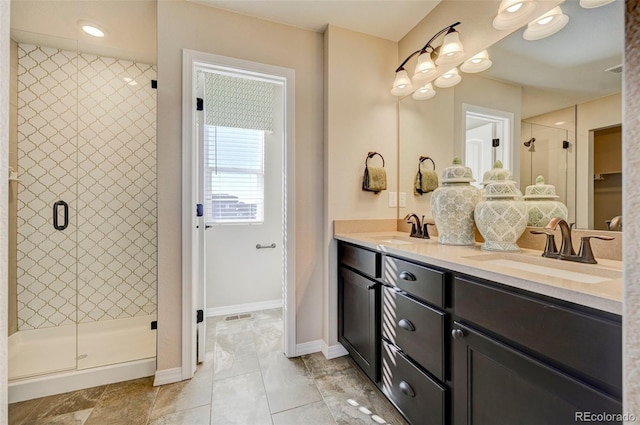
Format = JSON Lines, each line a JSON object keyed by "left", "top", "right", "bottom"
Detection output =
{"left": 9, "top": 358, "right": 156, "bottom": 403}
{"left": 322, "top": 342, "right": 349, "bottom": 360}
{"left": 295, "top": 340, "right": 323, "bottom": 356}
{"left": 206, "top": 299, "right": 282, "bottom": 318}
{"left": 153, "top": 367, "right": 183, "bottom": 386}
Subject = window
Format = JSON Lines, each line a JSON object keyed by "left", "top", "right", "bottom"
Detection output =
{"left": 204, "top": 125, "right": 265, "bottom": 224}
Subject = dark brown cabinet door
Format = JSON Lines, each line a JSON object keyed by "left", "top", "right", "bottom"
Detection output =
{"left": 338, "top": 266, "right": 378, "bottom": 382}
{"left": 452, "top": 321, "right": 622, "bottom": 425}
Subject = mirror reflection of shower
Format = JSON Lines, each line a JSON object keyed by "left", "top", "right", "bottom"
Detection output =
{"left": 520, "top": 122, "right": 571, "bottom": 214}
{"left": 524, "top": 137, "right": 536, "bottom": 152}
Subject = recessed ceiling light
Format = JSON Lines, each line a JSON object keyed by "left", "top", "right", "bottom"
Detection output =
{"left": 77, "top": 20, "right": 107, "bottom": 38}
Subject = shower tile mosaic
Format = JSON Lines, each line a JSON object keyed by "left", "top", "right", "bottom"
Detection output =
{"left": 16, "top": 44, "right": 157, "bottom": 330}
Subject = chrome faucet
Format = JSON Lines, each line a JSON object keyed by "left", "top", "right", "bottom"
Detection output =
{"left": 404, "top": 213, "right": 430, "bottom": 239}
{"left": 532, "top": 217, "right": 614, "bottom": 264}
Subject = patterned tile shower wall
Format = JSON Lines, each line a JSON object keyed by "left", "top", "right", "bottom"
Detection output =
{"left": 16, "top": 44, "right": 157, "bottom": 330}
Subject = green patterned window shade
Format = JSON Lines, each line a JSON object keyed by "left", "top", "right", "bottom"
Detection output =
{"left": 203, "top": 71, "right": 275, "bottom": 132}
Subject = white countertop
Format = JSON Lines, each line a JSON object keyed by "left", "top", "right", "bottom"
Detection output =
{"left": 334, "top": 231, "right": 623, "bottom": 315}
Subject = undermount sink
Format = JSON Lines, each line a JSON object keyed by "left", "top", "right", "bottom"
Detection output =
{"left": 371, "top": 235, "right": 428, "bottom": 245}
{"left": 463, "top": 252, "right": 622, "bottom": 284}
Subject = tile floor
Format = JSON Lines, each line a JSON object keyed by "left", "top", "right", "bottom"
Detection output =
{"left": 9, "top": 308, "right": 409, "bottom": 425}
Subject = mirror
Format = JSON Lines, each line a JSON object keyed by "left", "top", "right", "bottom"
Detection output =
{"left": 399, "top": 0, "right": 623, "bottom": 230}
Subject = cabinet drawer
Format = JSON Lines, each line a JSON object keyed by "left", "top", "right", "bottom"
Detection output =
{"left": 454, "top": 276, "right": 622, "bottom": 397}
{"left": 339, "top": 242, "right": 378, "bottom": 278}
{"left": 381, "top": 340, "right": 446, "bottom": 425}
{"left": 382, "top": 286, "right": 445, "bottom": 381}
{"left": 383, "top": 256, "right": 446, "bottom": 308}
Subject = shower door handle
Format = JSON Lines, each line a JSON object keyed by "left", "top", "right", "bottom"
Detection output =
{"left": 53, "top": 200, "right": 69, "bottom": 231}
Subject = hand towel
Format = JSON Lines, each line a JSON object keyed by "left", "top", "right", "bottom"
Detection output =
{"left": 363, "top": 166, "right": 387, "bottom": 193}
{"left": 414, "top": 164, "right": 438, "bottom": 195}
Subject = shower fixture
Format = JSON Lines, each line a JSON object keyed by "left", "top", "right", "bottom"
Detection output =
{"left": 524, "top": 137, "right": 536, "bottom": 152}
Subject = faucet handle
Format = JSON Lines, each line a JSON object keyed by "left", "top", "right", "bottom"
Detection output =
{"left": 577, "top": 235, "right": 615, "bottom": 264}
{"left": 420, "top": 216, "right": 431, "bottom": 239}
{"left": 530, "top": 230, "right": 559, "bottom": 258}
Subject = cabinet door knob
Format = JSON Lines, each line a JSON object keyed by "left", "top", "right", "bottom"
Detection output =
{"left": 399, "top": 271, "right": 416, "bottom": 281}
{"left": 399, "top": 380, "right": 416, "bottom": 397}
{"left": 398, "top": 319, "right": 416, "bottom": 332}
{"left": 451, "top": 328, "right": 465, "bottom": 339}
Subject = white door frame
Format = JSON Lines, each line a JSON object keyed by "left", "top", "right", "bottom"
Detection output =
{"left": 181, "top": 49, "right": 296, "bottom": 379}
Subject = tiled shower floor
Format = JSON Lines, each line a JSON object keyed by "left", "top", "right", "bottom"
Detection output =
{"left": 8, "top": 308, "right": 408, "bottom": 425}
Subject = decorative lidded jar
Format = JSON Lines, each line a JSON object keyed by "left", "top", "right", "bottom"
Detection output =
{"left": 524, "top": 175, "right": 568, "bottom": 227}
{"left": 480, "top": 160, "right": 522, "bottom": 198}
{"left": 430, "top": 157, "right": 481, "bottom": 246}
{"left": 474, "top": 175, "right": 527, "bottom": 252}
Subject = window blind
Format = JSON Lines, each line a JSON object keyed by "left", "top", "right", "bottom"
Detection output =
{"left": 204, "top": 125, "right": 265, "bottom": 224}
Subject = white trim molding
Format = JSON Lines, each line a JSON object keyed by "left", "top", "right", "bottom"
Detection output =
{"left": 182, "top": 49, "right": 297, "bottom": 376}
{"left": 9, "top": 358, "right": 156, "bottom": 403}
{"left": 322, "top": 342, "right": 349, "bottom": 360}
{"left": 153, "top": 367, "right": 184, "bottom": 386}
{"left": 206, "top": 299, "right": 282, "bottom": 318}
{"left": 295, "top": 340, "right": 323, "bottom": 356}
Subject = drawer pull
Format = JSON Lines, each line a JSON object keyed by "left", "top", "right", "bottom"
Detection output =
{"left": 398, "top": 319, "right": 416, "bottom": 332}
{"left": 399, "top": 380, "right": 416, "bottom": 397}
{"left": 399, "top": 271, "right": 416, "bottom": 281}
{"left": 451, "top": 328, "right": 465, "bottom": 340}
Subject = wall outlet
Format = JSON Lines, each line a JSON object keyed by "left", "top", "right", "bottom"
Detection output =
{"left": 388, "top": 191, "right": 397, "bottom": 208}
{"left": 399, "top": 192, "right": 406, "bottom": 207}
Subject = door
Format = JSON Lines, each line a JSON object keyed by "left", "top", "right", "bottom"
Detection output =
{"left": 338, "top": 266, "right": 378, "bottom": 382}
{"left": 452, "top": 321, "right": 621, "bottom": 425}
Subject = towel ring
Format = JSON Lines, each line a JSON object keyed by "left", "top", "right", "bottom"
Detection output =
{"left": 418, "top": 156, "right": 436, "bottom": 170}
{"left": 366, "top": 152, "right": 385, "bottom": 167}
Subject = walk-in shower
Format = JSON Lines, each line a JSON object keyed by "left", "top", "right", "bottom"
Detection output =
{"left": 8, "top": 28, "right": 157, "bottom": 401}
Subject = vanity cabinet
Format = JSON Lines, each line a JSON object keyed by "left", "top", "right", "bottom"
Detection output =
{"left": 452, "top": 275, "right": 622, "bottom": 425}
{"left": 338, "top": 243, "right": 380, "bottom": 382}
{"left": 336, "top": 240, "right": 622, "bottom": 425}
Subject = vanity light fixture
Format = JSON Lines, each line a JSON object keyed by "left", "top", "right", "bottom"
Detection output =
{"left": 579, "top": 0, "right": 615, "bottom": 8}
{"left": 523, "top": 6, "right": 569, "bottom": 40}
{"left": 412, "top": 83, "right": 436, "bottom": 100}
{"left": 492, "top": 0, "right": 540, "bottom": 30}
{"left": 78, "top": 20, "right": 107, "bottom": 38}
{"left": 460, "top": 50, "right": 493, "bottom": 73}
{"left": 391, "top": 22, "right": 467, "bottom": 97}
{"left": 434, "top": 68, "right": 462, "bottom": 88}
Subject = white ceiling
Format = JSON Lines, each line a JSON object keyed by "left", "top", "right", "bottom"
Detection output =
{"left": 188, "top": 0, "right": 441, "bottom": 42}
{"left": 9, "top": 0, "right": 623, "bottom": 119}
{"left": 482, "top": 0, "right": 624, "bottom": 118}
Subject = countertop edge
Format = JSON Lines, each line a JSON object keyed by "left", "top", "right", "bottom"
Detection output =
{"left": 335, "top": 232, "right": 622, "bottom": 316}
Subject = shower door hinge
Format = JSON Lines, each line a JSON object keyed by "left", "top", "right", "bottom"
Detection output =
{"left": 151, "top": 320, "right": 157, "bottom": 330}
{"left": 151, "top": 79, "right": 157, "bottom": 89}
{"left": 196, "top": 98, "right": 203, "bottom": 111}
{"left": 196, "top": 309, "right": 204, "bottom": 323}
{"left": 492, "top": 138, "right": 500, "bottom": 147}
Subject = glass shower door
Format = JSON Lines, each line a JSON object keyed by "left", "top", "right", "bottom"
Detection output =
{"left": 10, "top": 37, "right": 79, "bottom": 379}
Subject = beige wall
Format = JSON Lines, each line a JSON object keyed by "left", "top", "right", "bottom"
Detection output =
{"left": 8, "top": 38, "right": 17, "bottom": 336}
{"left": 157, "top": 0, "right": 324, "bottom": 370}
{"left": 624, "top": 0, "right": 640, "bottom": 413}
{"left": 324, "top": 25, "right": 398, "bottom": 347}
{"left": 398, "top": 91, "right": 454, "bottom": 219}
